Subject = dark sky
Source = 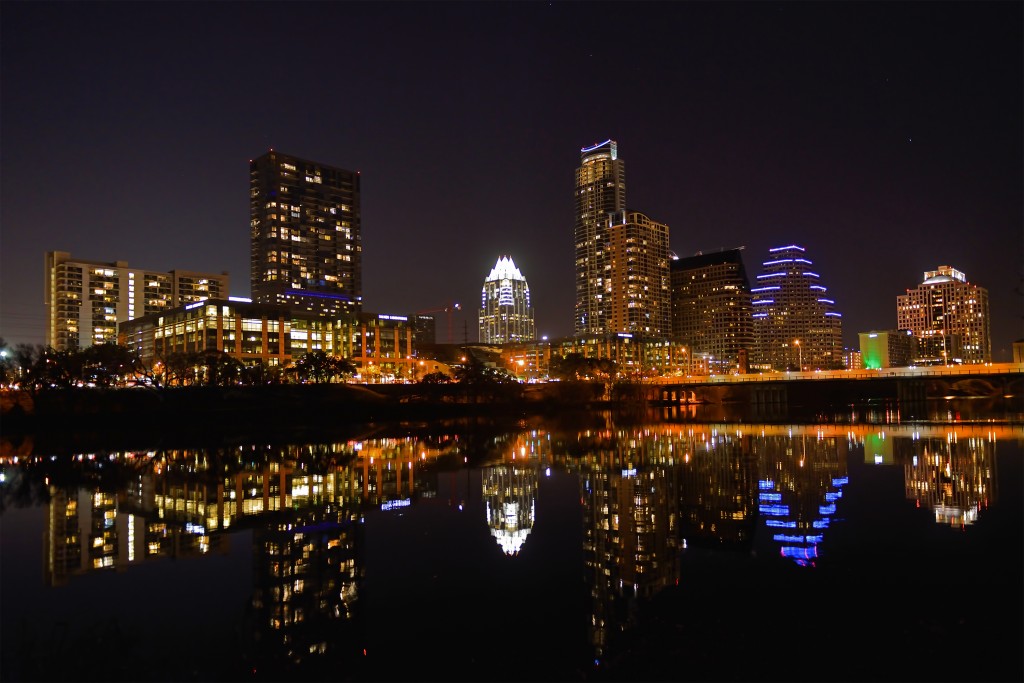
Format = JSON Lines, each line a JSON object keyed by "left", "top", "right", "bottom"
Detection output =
{"left": 2, "top": 1, "right": 1021, "bottom": 359}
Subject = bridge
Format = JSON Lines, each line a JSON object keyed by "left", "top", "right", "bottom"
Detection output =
{"left": 646, "top": 362, "right": 1024, "bottom": 410}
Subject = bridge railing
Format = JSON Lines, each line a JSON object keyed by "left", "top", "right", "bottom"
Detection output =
{"left": 646, "top": 362, "right": 1024, "bottom": 385}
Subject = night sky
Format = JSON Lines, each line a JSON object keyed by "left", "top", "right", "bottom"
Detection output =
{"left": 2, "top": 1, "right": 1021, "bottom": 359}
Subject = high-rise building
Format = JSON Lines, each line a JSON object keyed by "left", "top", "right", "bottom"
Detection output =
{"left": 574, "top": 139, "right": 626, "bottom": 336}
{"left": 669, "top": 248, "right": 754, "bottom": 374}
{"left": 896, "top": 265, "right": 990, "bottom": 364}
{"left": 605, "top": 210, "right": 672, "bottom": 336}
{"left": 44, "top": 251, "right": 229, "bottom": 351}
{"left": 750, "top": 244, "right": 843, "bottom": 371}
{"left": 478, "top": 255, "right": 535, "bottom": 344}
{"left": 250, "top": 150, "right": 362, "bottom": 317}
{"left": 573, "top": 140, "right": 670, "bottom": 338}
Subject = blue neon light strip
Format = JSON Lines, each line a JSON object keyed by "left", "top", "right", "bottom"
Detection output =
{"left": 580, "top": 139, "right": 614, "bottom": 153}
{"left": 765, "top": 520, "right": 797, "bottom": 528}
{"left": 759, "top": 504, "right": 790, "bottom": 516}
{"left": 285, "top": 289, "right": 352, "bottom": 301}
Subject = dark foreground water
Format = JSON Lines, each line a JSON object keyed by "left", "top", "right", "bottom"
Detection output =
{"left": 2, "top": 408, "right": 1022, "bottom": 682}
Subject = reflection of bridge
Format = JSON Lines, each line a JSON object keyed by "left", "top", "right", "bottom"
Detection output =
{"left": 648, "top": 422, "right": 1024, "bottom": 442}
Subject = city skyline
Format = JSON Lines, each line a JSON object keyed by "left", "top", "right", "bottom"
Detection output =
{"left": 1, "top": 2, "right": 1021, "bottom": 359}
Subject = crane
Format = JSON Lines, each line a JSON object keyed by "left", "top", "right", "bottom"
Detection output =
{"left": 416, "top": 302, "right": 461, "bottom": 343}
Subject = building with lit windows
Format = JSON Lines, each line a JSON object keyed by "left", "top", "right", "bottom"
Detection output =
{"left": 478, "top": 255, "right": 535, "bottom": 344}
{"left": 44, "top": 251, "right": 229, "bottom": 352}
{"left": 250, "top": 150, "right": 362, "bottom": 318}
{"left": 118, "top": 298, "right": 425, "bottom": 381}
{"left": 482, "top": 465, "right": 537, "bottom": 555}
{"left": 605, "top": 210, "right": 671, "bottom": 336}
{"left": 575, "top": 139, "right": 626, "bottom": 336}
{"left": 573, "top": 141, "right": 670, "bottom": 338}
{"left": 669, "top": 248, "right": 754, "bottom": 374}
{"left": 896, "top": 265, "right": 990, "bottom": 364}
{"left": 750, "top": 245, "right": 843, "bottom": 371}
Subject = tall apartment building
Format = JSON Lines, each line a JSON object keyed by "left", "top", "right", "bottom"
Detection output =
{"left": 573, "top": 140, "right": 670, "bottom": 337}
{"left": 750, "top": 244, "right": 843, "bottom": 371}
{"left": 574, "top": 139, "right": 626, "bottom": 336}
{"left": 669, "top": 248, "right": 754, "bottom": 374}
{"left": 896, "top": 265, "right": 990, "bottom": 364}
{"left": 249, "top": 150, "right": 362, "bottom": 318}
{"left": 605, "top": 210, "right": 671, "bottom": 336}
{"left": 478, "top": 255, "right": 535, "bottom": 344}
{"left": 44, "top": 251, "right": 228, "bottom": 351}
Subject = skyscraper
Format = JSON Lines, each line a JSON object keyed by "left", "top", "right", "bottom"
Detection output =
{"left": 478, "top": 255, "right": 535, "bottom": 344}
{"left": 250, "top": 150, "right": 361, "bottom": 317}
{"left": 670, "top": 248, "right": 754, "bottom": 374}
{"left": 574, "top": 139, "right": 626, "bottom": 336}
{"left": 605, "top": 210, "right": 671, "bottom": 336}
{"left": 44, "top": 251, "right": 229, "bottom": 352}
{"left": 750, "top": 244, "right": 842, "bottom": 371}
{"left": 896, "top": 265, "right": 990, "bottom": 364}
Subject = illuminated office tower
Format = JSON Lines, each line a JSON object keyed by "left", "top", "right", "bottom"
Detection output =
{"left": 250, "top": 150, "right": 362, "bottom": 317}
{"left": 44, "top": 251, "right": 229, "bottom": 351}
{"left": 574, "top": 139, "right": 626, "bottom": 336}
{"left": 478, "top": 255, "right": 536, "bottom": 344}
{"left": 670, "top": 248, "right": 754, "bottom": 373}
{"left": 750, "top": 244, "right": 842, "bottom": 371}
{"left": 481, "top": 465, "right": 537, "bottom": 555}
{"left": 896, "top": 265, "right": 990, "bottom": 364}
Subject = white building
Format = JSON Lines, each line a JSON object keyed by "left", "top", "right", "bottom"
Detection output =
{"left": 478, "top": 255, "right": 535, "bottom": 344}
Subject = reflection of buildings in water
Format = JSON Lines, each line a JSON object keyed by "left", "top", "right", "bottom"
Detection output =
{"left": 481, "top": 465, "right": 536, "bottom": 555}
{"left": 577, "top": 432, "right": 681, "bottom": 660}
{"left": 677, "top": 430, "right": 759, "bottom": 549}
{"left": 898, "top": 434, "right": 997, "bottom": 526}
{"left": 753, "top": 432, "right": 849, "bottom": 567}
{"left": 250, "top": 507, "right": 362, "bottom": 665}
{"left": 38, "top": 437, "right": 454, "bottom": 587}
{"left": 43, "top": 485, "right": 227, "bottom": 586}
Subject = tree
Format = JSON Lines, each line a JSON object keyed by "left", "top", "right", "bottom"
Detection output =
{"left": 549, "top": 353, "right": 617, "bottom": 381}
{"left": 23, "top": 347, "right": 79, "bottom": 391}
{"left": 289, "top": 351, "right": 356, "bottom": 384}
{"left": 195, "top": 350, "right": 244, "bottom": 387}
{"left": 80, "top": 343, "right": 146, "bottom": 387}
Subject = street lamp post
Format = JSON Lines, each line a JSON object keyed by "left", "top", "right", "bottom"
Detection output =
{"left": 794, "top": 339, "right": 802, "bottom": 371}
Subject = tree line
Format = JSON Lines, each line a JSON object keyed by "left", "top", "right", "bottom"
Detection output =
{"left": 0, "top": 337, "right": 624, "bottom": 392}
